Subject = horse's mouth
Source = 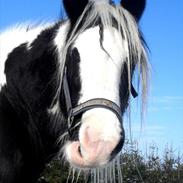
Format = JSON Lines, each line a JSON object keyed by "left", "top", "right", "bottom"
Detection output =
{"left": 65, "top": 140, "right": 116, "bottom": 168}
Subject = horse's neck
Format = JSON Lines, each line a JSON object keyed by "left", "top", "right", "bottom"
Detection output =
{"left": 0, "top": 21, "right": 70, "bottom": 132}
{"left": 0, "top": 23, "right": 54, "bottom": 86}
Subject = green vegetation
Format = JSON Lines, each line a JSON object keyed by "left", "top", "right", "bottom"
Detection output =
{"left": 37, "top": 141, "right": 183, "bottom": 183}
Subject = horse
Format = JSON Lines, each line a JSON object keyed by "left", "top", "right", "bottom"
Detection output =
{"left": 0, "top": 0, "right": 149, "bottom": 182}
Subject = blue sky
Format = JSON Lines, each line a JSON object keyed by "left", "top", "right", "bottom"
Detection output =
{"left": 0, "top": 0, "right": 183, "bottom": 156}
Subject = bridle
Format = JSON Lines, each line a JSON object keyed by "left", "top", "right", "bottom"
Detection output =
{"left": 63, "top": 66, "right": 138, "bottom": 136}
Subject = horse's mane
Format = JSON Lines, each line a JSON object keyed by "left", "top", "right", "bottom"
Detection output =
{"left": 53, "top": 0, "right": 149, "bottom": 116}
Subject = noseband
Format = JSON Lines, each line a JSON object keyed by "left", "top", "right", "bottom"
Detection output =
{"left": 63, "top": 67, "right": 137, "bottom": 136}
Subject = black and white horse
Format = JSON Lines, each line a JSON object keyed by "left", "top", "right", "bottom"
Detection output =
{"left": 0, "top": 0, "right": 149, "bottom": 182}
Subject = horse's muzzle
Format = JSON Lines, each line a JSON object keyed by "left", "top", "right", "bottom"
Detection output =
{"left": 64, "top": 108, "right": 125, "bottom": 168}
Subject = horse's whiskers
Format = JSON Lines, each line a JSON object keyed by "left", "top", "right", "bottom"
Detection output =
{"left": 64, "top": 155, "right": 124, "bottom": 183}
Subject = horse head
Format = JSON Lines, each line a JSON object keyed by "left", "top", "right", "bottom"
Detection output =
{"left": 56, "top": 0, "right": 148, "bottom": 169}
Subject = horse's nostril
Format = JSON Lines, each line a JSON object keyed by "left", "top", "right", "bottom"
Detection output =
{"left": 78, "top": 145, "right": 82, "bottom": 157}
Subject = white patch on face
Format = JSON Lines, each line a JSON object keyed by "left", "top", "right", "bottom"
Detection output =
{"left": 0, "top": 23, "right": 53, "bottom": 87}
{"left": 74, "top": 26, "right": 127, "bottom": 105}
{"left": 65, "top": 26, "right": 128, "bottom": 168}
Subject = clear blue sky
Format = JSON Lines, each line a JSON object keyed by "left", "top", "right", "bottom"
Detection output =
{"left": 0, "top": 0, "right": 183, "bottom": 156}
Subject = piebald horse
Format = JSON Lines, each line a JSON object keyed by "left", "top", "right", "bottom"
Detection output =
{"left": 0, "top": 0, "right": 149, "bottom": 182}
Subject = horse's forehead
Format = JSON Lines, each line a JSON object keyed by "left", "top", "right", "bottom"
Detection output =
{"left": 74, "top": 26, "right": 101, "bottom": 46}
{"left": 73, "top": 26, "right": 127, "bottom": 62}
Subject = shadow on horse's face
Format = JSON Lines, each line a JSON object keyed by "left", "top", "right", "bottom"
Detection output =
{"left": 60, "top": 26, "right": 129, "bottom": 168}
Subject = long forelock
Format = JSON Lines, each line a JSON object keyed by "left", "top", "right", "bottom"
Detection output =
{"left": 53, "top": 0, "right": 149, "bottom": 116}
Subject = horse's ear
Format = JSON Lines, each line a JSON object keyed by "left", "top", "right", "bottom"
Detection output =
{"left": 63, "top": 0, "right": 89, "bottom": 24}
{"left": 120, "top": 0, "right": 146, "bottom": 21}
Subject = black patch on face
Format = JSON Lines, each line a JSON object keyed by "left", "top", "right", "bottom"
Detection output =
{"left": 60, "top": 47, "right": 81, "bottom": 114}
{"left": 60, "top": 47, "right": 81, "bottom": 141}
{"left": 119, "top": 61, "right": 136, "bottom": 114}
{"left": 119, "top": 63, "right": 130, "bottom": 114}
{"left": 66, "top": 47, "right": 81, "bottom": 108}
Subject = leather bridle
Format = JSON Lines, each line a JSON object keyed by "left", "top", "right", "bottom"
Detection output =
{"left": 63, "top": 66, "right": 138, "bottom": 136}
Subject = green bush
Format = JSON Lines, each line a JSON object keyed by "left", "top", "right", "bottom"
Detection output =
{"left": 37, "top": 141, "right": 183, "bottom": 183}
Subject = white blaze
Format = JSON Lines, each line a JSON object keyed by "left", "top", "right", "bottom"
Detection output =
{"left": 65, "top": 26, "right": 128, "bottom": 167}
